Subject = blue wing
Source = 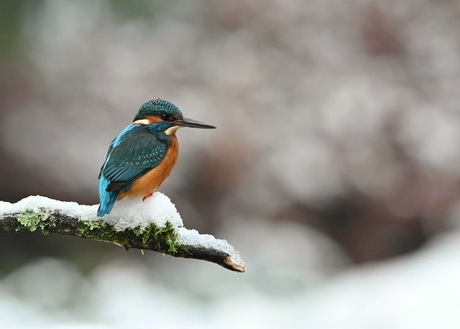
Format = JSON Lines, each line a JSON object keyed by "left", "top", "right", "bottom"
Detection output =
{"left": 97, "top": 124, "right": 170, "bottom": 216}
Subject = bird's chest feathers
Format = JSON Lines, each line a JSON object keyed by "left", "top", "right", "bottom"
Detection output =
{"left": 119, "top": 134, "right": 179, "bottom": 199}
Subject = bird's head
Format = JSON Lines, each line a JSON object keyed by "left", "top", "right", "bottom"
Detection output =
{"left": 133, "top": 99, "right": 215, "bottom": 135}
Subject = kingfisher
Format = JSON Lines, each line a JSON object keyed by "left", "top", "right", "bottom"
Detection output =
{"left": 97, "top": 99, "right": 215, "bottom": 217}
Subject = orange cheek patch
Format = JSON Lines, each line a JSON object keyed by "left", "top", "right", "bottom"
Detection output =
{"left": 146, "top": 115, "right": 163, "bottom": 124}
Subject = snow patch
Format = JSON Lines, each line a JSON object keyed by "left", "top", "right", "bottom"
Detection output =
{"left": 0, "top": 192, "right": 183, "bottom": 231}
{"left": 103, "top": 193, "right": 183, "bottom": 230}
{"left": 177, "top": 228, "right": 244, "bottom": 266}
{"left": 0, "top": 196, "right": 96, "bottom": 220}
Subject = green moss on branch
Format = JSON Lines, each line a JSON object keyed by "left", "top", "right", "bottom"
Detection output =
{"left": 75, "top": 219, "right": 184, "bottom": 253}
{"left": 14, "top": 208, "right": 184, "bottom": 255}
{"left": 17, "top": 209, "right": 56, "bottom": 234}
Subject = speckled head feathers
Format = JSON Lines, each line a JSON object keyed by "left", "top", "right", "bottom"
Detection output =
{"left": 133, "top": 99, "right": 184, "bottom": 122}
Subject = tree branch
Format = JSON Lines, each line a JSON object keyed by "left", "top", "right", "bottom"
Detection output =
{"left": 0, "top": 195, "right": 245, "bottom": 273}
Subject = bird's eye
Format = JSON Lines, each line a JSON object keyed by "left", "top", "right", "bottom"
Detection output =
{"left": 160, "top": 113, "right": 173, "bottom": 121}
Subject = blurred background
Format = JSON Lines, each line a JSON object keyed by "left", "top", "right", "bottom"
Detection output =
{"left": 2, "top": 0, "right": 460, "bottom": 328}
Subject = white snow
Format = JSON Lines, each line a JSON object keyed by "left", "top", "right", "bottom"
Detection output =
{"left": 103, "top": 193, "right": 183, "bottom": 230}
{"left": 177, "top": 227, "right": 244, "bottom": 268}
{"left": 0, "top": 193, "right": 183, "bottom": 230}
{"left": 0, "top": 196, "right": 96, "bottom": 220}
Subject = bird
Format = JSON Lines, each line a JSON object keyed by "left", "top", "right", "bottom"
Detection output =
{"left": 97, "top": 99, "right": 215, "bottom": 217}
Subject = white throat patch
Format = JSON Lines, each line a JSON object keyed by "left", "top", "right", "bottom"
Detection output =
{"left": 164, "top": 126, "right": 180, "bottom": 135}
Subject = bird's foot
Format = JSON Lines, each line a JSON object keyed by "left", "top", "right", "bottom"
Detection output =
{"left": 143, "top": 193, "right": 153, "bottom": 202}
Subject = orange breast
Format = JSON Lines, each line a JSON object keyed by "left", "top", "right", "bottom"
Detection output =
{"left": 117, "top": 134, "right": 179, "bottom": 199}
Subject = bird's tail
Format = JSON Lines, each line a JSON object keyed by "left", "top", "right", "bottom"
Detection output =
{"left": 97, "top": 175, "right": 120, "bottom": 217}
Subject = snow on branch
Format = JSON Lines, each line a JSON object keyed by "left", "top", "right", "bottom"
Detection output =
{"left": 0, "top": 194, "right": 245, "bottom": 273}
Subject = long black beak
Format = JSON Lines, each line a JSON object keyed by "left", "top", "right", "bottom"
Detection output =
{"left": 175, "top": 117, "right": 216, "bottom": 129}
